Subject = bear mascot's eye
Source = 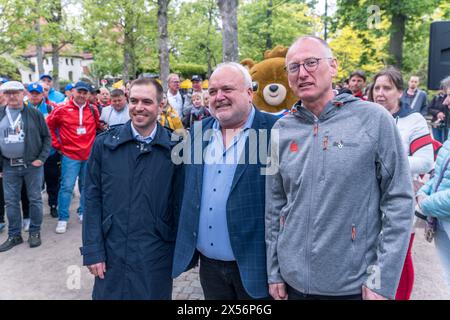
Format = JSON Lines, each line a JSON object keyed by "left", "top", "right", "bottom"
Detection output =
{"left": 252, "top": 81, "right": 259, "bottom": 92}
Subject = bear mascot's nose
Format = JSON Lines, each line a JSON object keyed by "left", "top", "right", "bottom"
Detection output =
{"left": 269, "top": 85, "right": 278, "bottom": 92}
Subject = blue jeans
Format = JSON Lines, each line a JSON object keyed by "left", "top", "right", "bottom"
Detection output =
{"left": 435, "top": 219, "right": 450, "bottom": 293}
{"left": 2, "top": 160, "right": 44, "bottom": 236}
{"left": 57, "top": 155, "right": 87, "bottom": 221}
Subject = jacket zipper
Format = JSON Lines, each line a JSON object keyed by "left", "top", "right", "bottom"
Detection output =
{"left": 306, "top": 117, "right": 319, "bottom": 293}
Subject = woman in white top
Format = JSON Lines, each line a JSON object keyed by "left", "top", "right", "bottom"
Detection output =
{"left": 371, "top": 67, "right": 434, "bottom": 300}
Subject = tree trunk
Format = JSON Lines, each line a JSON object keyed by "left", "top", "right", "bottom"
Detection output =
{"left": 123, "top": 2, "right": 138, "bottom": 81}
{"left": 34, "top": 1, "right": 45, "bottom": 76}
{"left": 35, "top": 26, "right": 45, "bottom": 77}
{"left": 158, "top": 0, "right": 170, "bottom": 92}
{"left": 206, "top": 0, "right": 214, "bottom": 77}
{"left": 51, "top": 42, "right": 60, "bottom": 90}
{"left": 217, "top": 0, "right": 239, "bottom": 62}
{"left": 388, "top": 12, "right": 406, "bottom": 69}
{"left": 50, "top": 0, "right": 62, "bottom": 90}
{"left": 265, "top": 0, "right": 273, "bottom": 50}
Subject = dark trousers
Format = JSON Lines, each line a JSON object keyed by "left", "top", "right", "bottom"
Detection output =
{"left": 199, "top": 253, "right": 255, "bottom": 300}
{"left": 44, "top": 152, "right": 61, "bottom": 207}
{"left": 287, "top": 284, "right": 362, "bottom": 300}
{"left": 0, "top": 177, "right": 29, "bottom": 222}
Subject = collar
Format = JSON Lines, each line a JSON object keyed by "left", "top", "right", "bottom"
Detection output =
{"left": 28, "top": 99, "right": 46, "bottom": 109}
{"left": 406, "top": 88, "right": 418, "bottom": 96}
{"left": 6, "top": 105, "right": 24, "bottom": 112}
{"left": 293, "top": 93, "right": 359, "bottom": 122}
{"left": 392, "top": 101, "right": 413, "bottom": 118}
{"left": 130, "top": 122, "right": 157, "bottom": 143}
{"left": 353, "top": 91, "right": 364, "bottom": 98}
{"left": 168, "top": 90, "right": 180, "bottom": 97}
{"left": 112, "top": 104, "right": 128, "bottom": 113}
{"left": 104, "top": 121, "right": 173, "bottom": 151}
{"left": 212, "top": 106, "right": 255, "bottom": 132}
{"left": 71, "top": 98, "right": 88, "bottom": 109}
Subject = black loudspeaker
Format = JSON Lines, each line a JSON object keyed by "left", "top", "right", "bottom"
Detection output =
{"left": 428, "top": 21, "right": 450, "bottom": 90}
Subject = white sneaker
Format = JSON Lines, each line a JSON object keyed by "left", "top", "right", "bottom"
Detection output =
{"left": 23, "top": 218, "right": 31, "bottom": 232}
{"left": 78, "top": 215, "right": 83, "bottom": 224}
{"left": 55, "top": 221, "right": 67, "bottom": 234}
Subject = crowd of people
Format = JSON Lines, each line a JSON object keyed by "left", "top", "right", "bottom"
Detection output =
{"left": 0, "top": 35, "right": 450, "bottom": 301}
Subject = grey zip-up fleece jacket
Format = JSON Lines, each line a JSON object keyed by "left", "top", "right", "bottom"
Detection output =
{"left": 265, "top": 93, "right": 414, "bottom": 299}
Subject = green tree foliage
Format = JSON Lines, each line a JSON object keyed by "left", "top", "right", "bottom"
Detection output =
{"left": 329, "top": 25, "right": 388, "bottom": 81}
{"left": 79, "top": 0, "right": 158, "bottom": 80}
{"left": 0, "top": 56, "right": 22, "bottom": 79}
{"left": 169, "top": 0, "right": 222, "bottom": 76}
{"left": 0, "top": 0, "right": 35, "bottom": 55}
{"left": 238, "top": 0, "right": 321, "bottom": 61}
{"left": 333, "top": 0, "right": 446, "bottom": 72}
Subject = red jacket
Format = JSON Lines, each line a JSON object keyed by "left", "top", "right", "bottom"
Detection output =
{"left": 47, "top": 98, "right": 100, "bottom": 161}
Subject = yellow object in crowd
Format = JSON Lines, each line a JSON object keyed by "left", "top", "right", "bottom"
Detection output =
{"left": 112, "top": 79, "right": 124, "bottom": 89}
{"left": 159, "top": 105, "right": 184, "bottom": 131}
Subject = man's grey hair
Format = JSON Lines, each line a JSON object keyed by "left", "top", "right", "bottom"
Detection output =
{"left": 287, "top": 35, "right": 334, "bottom": 59}
{"left": 167, "top": 73, "right": 179, "bottom": 83}
{"left": 212, "top": 62, "right": 253, "bottom": 90}
{"left": 441, "top": 75, "right": 450, "bottom": 91}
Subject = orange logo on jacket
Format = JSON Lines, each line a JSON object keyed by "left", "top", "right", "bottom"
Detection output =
{"left": 290, "top": 140, "right": 298, "bottom": 153}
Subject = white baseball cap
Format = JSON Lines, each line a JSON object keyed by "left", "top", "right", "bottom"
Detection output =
{"left": 0, "top": 81, "right": 25, "bottom": 92}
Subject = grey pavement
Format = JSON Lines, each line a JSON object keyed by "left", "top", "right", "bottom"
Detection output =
{"left": 0, "top": 191, "right": 448, "bottom": 300}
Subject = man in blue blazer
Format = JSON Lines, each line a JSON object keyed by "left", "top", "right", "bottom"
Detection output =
{"left": 172, "top": 62, "right": 278, "bottom": 299}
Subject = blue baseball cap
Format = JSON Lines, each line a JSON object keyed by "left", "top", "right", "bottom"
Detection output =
{"left": 27, "top": 82, "right": 44, "bottom": 93}
{"left": 39, "top": 74, "right": 53, "bottom": 81}
{"left": 64, "top": 83, "right": 74, "bottom": 91}
{"left": 74, "top": 81, "right": 90, "bottom": 92}
{"left": 0, "top": 76, "right": 9, "bottom": 84}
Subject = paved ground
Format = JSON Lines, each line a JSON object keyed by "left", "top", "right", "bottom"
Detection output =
{"left": 0, "top": 191, "right": 448, "bottom": 300}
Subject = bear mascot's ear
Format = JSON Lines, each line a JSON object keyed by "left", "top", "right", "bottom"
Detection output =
{"left": 240, "top": 59, "right": 255, "bottom": 71}
{"left": 264, "top": 45, "right": 288, "bottom": 59}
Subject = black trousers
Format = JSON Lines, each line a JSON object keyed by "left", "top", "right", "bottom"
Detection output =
{"left": 199, "top": 253, "right": 257, "bottom": 300}
{"left": 43, "top": 152, "right": 61, "bottom": 207}
{"left": 0, "top": 177, "right": 29, "bottom": 222}
{"left": 287, "top": 284, "right": 362, "bottom": 300}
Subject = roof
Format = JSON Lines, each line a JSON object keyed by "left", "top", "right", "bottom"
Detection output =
{"left": 22, "top": 44, "right": 92, "bottom": 60}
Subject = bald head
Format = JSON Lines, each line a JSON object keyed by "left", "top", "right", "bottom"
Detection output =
{"left": 287, "top": 36, "right": 334, "bottom": 62}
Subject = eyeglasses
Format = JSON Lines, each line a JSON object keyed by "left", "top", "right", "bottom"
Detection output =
{"left": 285, "top": 57, "right": 333, "bottom": 74}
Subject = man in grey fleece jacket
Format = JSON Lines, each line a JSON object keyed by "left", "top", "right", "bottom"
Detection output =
{"left": 265, "top": 36, "right": 414, "bottom": 300}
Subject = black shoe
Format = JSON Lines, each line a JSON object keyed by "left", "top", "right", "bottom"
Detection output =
{"left": 50, "top": 206, "right": 58, "bottom": 218}
{"left": 28, "top": 232, "right": 41, "bottom": 248}
{"left": 0, "top": 235, "right": 23, "bottom": 252}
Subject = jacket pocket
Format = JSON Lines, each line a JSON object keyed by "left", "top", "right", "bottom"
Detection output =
{"left": 102, "top": 214, "right": 113, "bottom": 238}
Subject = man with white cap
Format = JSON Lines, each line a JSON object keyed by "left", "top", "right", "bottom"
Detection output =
{"left": 0, "top": 81, "right": 51, "bottom": 252}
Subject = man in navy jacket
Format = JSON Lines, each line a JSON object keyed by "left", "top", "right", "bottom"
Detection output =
{"left": 172, "top": 62, "right": 277, "bottom": 299}
{"left": 81, "top": 78, "right": 182, "bottom": 299}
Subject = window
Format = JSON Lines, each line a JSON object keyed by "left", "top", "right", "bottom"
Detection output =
{"left": 44, "top": 58, "right": 48, "bottom": 65}
{"left": 71, "top": 59, "right": 74, "bottom": 65}
{"left": 68, "top": 71, "right": 73, "bottom": 82}
{"left": 29, "top": 74, "right": 33, "bottom": 82}
{"left": 66, "top": 58, "right": 69, "bottom": 65}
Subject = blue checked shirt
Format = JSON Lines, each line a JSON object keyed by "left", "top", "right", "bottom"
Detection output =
{"left": 196, "top": 107, "right": 255, "bottom": 261}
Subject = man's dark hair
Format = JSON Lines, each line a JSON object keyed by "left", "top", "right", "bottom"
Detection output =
{"left": 372, "top": 66, "right": 404, "bottom": 92}
{"left": 349, "top": 70, "right": 367, "bottom": 82}
{"left": 110, "top": 89, "right": 125, "bottom": 97}
{"left": 129, "top": 78, "right": 163, "bottom": 104}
